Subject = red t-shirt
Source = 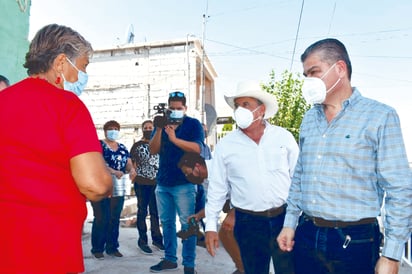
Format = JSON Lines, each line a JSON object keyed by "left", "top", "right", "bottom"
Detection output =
{"left": 0, "top": 78, "right": 102, "bottom": 273}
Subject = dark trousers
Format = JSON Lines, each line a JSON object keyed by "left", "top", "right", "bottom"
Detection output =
{"left": 234, "top": 210, "right": 294, "bottom": 274}
{"left": 90, "top": 196, "right": 125, "bottom": 254}
{"left": 195, "top": 184, "right": 206, "bottom": 231}
{"left": 134, "top": 183, "right": 163, "bottom": 245}
{"left": 294, "top": 215, "right": 381, "bottom": 274}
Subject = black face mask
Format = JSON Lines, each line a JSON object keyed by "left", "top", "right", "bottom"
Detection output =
{"left": 186, "top": 174, "right": 204, "bottom": 185}
{"left": 143, "top": 130, "right": 152, "bottom": 140}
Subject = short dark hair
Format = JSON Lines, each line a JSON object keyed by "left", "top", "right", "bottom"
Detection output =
{"left": 103, "top": 120, "right": 120, "bottom": 131}
{"left": 168, "top": 91, "right": 186, "bottom": 106}
{"left": 301, "top": 38, "right": 352, "bottom": 80}
{"left": 141, "top": 119, "right": 153, "bottom": 128}
{"left": 0, "top": 75, "right": 10, "bottom": 86}
{"left": 178, "top": 152, "right": 205, "bottom": 169}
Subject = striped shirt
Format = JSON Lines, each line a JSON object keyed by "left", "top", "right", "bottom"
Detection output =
{"left": 284, "top": 88, "right": 412, "bottom": 260}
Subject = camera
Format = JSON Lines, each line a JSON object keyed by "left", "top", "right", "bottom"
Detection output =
{"left": 153, "top": 103, "right": 167, "bottom": 115}
{"left": 153, "top": 103, "right": 183, "bottom": 125}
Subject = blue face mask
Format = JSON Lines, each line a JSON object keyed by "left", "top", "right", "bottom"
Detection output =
{"left": 63, "top": 58, "right": 88, "bottom": 96}
{"left": 106, "top": 129, "right": 120, "bottom": 141}
{"left": 169, "top": 110, "right": 185, "bottom": 119}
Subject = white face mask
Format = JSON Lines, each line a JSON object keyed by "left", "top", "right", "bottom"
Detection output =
{"left": 301, "top": 62, "right": 341, "bottom": 105}
{"left": 234, "top": 106, "right": 261, "bottom": 129}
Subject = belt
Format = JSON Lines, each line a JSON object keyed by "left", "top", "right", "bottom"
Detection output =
{"left": 235, "top": 204, "right": 286, "bottom": 218}
{"left": 304, "top": 214, "right": 376, "bottom": 228}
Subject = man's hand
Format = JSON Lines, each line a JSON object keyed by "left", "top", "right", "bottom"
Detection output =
{"left": 276, "top": 227, "right": 295, "bottom": 252}
{"left": 153, "top": 115, "right": 167, "bottom": 128}
{"left": 374, "top": 256, "right": 399, "bottom": 274}
{"left": 205, "top": 231, "right": 219, "bottom": 257}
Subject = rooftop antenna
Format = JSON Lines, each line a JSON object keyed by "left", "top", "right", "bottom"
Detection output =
{"left": 125, "top": 24, "right": 135, "bottom": 44}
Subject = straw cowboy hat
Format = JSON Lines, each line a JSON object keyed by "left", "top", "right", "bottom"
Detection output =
{"left": 224, "top": 81, "right": 279, "bottom": 119}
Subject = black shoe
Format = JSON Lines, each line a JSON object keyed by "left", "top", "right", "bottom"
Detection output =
{"left": 150, "top": 259, "right": 178, "bottom": 272}
{"left": 138, "top": 243, "right": 153, "bottom": 255}
{"left": 152, "top": 241, "right": 165, "bottom": 251}
{"left": 184, "top": 266, "right": 197, "bottom": 274}
{"left": 92, "top": 252, "right": 104, "bottom": 260}
{"left": 107, "top": 250, "right": 123, "bottom": 257}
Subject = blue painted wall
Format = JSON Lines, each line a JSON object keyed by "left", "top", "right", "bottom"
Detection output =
{"left": 0, "top": 0, "right": 30, "bottom": 84}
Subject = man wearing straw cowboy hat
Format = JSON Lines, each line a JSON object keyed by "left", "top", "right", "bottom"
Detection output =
{"left": 205, "top": 81, "right": 299, "bottom": 274}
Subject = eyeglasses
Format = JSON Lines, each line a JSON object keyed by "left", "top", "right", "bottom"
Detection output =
{"left": 169, "top": 91, "right": 185, "bottom": 98}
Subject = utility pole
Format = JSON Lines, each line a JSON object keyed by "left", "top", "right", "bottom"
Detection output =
{"left": 200, "top": 2, "right": 209, "bottom": 124}
{"left": 186, "top": 33, "right": 195, "bottom": 109}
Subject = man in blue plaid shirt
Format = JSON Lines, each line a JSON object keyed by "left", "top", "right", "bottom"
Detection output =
{"left": 277, "top": 38, "right": 412, "bottom": 274}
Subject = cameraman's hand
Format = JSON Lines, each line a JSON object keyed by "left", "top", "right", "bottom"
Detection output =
{"left": 153, "top": 115, "right": 167, "bottom": 128}
{"left": 165, "top": 125, "right": 177, "bottom": 142}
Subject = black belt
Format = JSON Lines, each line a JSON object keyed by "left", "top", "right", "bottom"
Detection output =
{"left": 304, "top": 214, "right": 376, "bottom": 228}
{"left": 235, "top": 204, "right": 286, "bottom": 218}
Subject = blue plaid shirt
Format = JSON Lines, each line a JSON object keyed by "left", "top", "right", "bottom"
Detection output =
{"left": 284, "top": 88, "right": 412, "bottom": 260}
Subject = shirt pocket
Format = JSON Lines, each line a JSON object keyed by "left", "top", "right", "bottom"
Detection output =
{"left": 263, "top": 146, "right": 289, "bottom": 172}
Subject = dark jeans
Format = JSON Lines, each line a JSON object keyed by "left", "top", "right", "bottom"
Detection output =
{"left": 294, "top": 215, "right": 381, "bottom": 274}
{"left": 90, "top": 196, "right": 125, "bottom": 254}
{"left": 195, "top": 184, "right": 206, "bottom": 231}
{"left": 234, "top": 210, "right": 294, "bottom": 274}
{"left": 134, "top": 183, "right": 163, "bottom": 245}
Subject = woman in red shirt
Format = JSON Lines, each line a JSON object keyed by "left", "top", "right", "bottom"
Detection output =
{"left": 0, "top": 24, "right": 112, "bottom": 273}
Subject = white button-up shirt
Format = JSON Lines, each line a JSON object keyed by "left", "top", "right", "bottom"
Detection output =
{"left": 205, "top": 121, "right": 299, "bottom": 232}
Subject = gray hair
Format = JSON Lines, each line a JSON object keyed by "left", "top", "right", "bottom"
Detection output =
{"left": 24, "top": 24, "right": 93, "bottom": 75}
{"left": 301, "top": 38, "right": 352, "bottom": 80}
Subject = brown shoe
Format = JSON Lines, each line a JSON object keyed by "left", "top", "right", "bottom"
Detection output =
{"left": 107, "top": 251, "right": 123, "bottom": 257}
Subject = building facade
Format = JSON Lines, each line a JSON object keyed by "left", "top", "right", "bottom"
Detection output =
{"left": 81, "top": 38, "right": 217, "bottom": 149}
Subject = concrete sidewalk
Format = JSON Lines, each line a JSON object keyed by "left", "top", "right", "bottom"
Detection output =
{"left": 81, "top": 222, "right": 238, "bottom": 274}
{"left": 82, "top": 198, "right": 411, "bottom": 274}
{"left": 81, "top": 198, "right": 239, "bottom": 274}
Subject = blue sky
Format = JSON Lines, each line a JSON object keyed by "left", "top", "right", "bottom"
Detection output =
{"left": 29, "top": 0, "right": 412, "bottom": 160}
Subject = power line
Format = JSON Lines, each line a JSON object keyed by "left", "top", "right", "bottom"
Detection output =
{"left": 290, "top": 0, "right": 305, "bottom": 71}
{"left": 327, "top": 1, "right": 337, "bottom": 36}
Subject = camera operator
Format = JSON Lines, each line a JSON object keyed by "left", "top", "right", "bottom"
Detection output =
{"left": 149, "top": 91, "right": 204, "bottom": 274}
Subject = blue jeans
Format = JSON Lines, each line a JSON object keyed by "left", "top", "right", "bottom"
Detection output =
{"left": 294, "top": 215, "right": 381, "bottom": 274}
{"left": 90, "top": 196, "right": 125, "bottom": 254}
{"left": 134, "top": 183, "right": 163, "bottom": 245}
{"left": 234, "top": 210, "right": 294, "bottom": 274}
{"left": 156, "top": 184, "right": 197, "bottom": 267}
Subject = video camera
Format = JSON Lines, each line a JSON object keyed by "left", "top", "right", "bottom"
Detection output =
{"left": 153, "top": 103, "right": 183, "bottom": 125}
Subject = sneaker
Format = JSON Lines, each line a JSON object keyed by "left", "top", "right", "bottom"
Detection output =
{"left": 107, "top": 251, "right": 123, "bottom": 257}
{"left": 183, "top": 266, "right": 197, "bottom": 274}
{"left": 152, "top": 241, "right": 165, "bottom": 251}
{"left": 138, "top": 243, "right": 153, "bottom": 255}
{"left": 92, "top": 252, "right": 104, "bottom": 260}
{"left": 231, "top": 270, "right": 245, "bottom": 274}
{"left": 150, "top": 259, "right": 178, "bottom": 272}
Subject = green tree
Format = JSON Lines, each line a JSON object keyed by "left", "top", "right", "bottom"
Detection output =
{"left": 262, "top": 70, "right": 310, "bottom": 142}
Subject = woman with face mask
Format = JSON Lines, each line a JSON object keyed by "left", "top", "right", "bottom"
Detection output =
{"left": 0, "top": 24, "right": 113, "bottom": 273}
{"left": 90, "top": 120, "right": 136, "bottom": 259}
{"left": 129, "top": 120, "right": 165, "bottom": 255}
